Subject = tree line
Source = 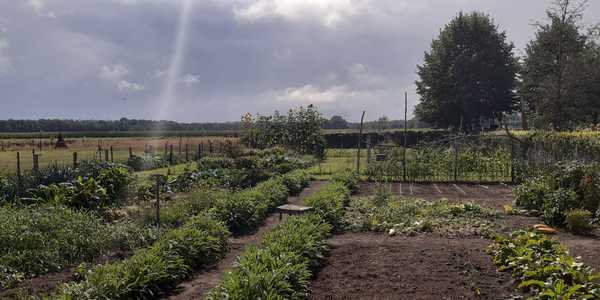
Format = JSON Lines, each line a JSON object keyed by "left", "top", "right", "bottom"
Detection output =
{"left": 415, "top": 0, "right": 600, "bottom": 131}
{"left": 0, "top": 118, "right": 241, "bottom": 133}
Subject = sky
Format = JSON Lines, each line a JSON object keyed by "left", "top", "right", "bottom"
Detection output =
{"left": 0, "top": 0, "right": 598, "bottom": 122}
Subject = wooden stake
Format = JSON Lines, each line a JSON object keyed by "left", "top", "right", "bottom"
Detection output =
{"left": 357, "top": 111, "right": 366, "bottom": 175}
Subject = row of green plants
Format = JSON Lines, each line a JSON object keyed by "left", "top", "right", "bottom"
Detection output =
{"left": 488, "top": 230, "right": 600, "bottom": 299}
{"left": 207, "top": 172, "right": 356, "bottom": 299}
{"left": 0, "top": 205, "right": 158, "bottom": 290}
{"left": 137, "top": 150, "right": 314, "bottom": 197}
{"left": 343, "top": 184, "right": 499, "bottom": 237}
{"left": 514, "top": 161, "right": 600, "bottom": 234}
{"left": 0, "top": 161, "right": 133, "bottom": 209}
{"left": 58, "top": 215, "right": 229, "bottom": 299}
{"left": 53, "top": 170, "right": 311, "bottom": 299}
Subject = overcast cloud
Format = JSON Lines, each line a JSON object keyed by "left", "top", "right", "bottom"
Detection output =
{"left": 0, "top": 0, "right": 598, "bottom": 122}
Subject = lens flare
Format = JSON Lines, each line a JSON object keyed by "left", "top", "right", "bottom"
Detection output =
{"left": 156, "top": 0, "right": 194, "bottom": 125}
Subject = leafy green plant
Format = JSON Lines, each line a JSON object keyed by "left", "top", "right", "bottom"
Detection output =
{"left": 0, "top": 205, "right": 112, "bottom": 289}
{"left": 565, "top": 209, "right": 594, "bottom": 235}
{"left": 514, "top": 175, "right": 551, "bottom": 211}
{"left": 280, "top": 170, "right": 310, "bottom": 195}
{"left": 331, "top": 170, "right": 359, "bottom": 194}
{"left": 303, "top": 182, "right": 350, "bottom": 230}
{"left": 543, "top": 188, "right": 579, "bottom": 226}
{"left": 344, "top": 197, "right": 497, "bottom": 237}
{"left": 488, "top": 230, "right": 600, "bottom": 299}
{"left": 58, "top": 215, "right": 229, "bottom": 299}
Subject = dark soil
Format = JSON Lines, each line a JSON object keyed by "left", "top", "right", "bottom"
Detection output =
{"left": 311, "top": 182, "right": 600, "bottom": 299}
{"left": 166, "top": 181, "right": 326, "bottom": 300}
{"left": 309, "top": 233, "right": 515, "bottom": 300}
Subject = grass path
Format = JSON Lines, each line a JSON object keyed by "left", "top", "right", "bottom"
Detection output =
{"left": 165, "top": 181, "right": 326, "bottom": 300}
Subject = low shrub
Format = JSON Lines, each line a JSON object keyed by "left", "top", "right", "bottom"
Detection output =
{"left": 209, "top": 178, "right": 289, "bottom": 234}
{"left": 126, "top": 155, "right": 169, "bottom": 171}
{"left": 280, "top": 169, "right": 310, "bottom": 195}
{"left": 303, "top": 182, "right": 350, "bottom": 230}
{"left": 542, "top": 188, "right": 579, "bottom": 227}
{"left": 514, "top": 175, "right": 551, "bottom": 211}
{"left": 331, "top": 170, "right": 359, "bottom": 194}
{"left": 488, "top": 230, "right": 600, "bottom": 299}
{"left": 565, "top": 209, "right": 594, "bottom": 235}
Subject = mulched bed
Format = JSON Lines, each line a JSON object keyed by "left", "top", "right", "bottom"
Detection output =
{"left": 309, "top": 233, "right": 514, "bottom": 300}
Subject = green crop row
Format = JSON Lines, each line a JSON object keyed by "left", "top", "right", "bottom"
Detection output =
{"left": 488, "top": 230, "right": 600, "bottom": 299}
{"left": 0, "top": 206, "right": 158, "bottom": 290}
{"left": 52, "top": 169, "right": 311, "bottom": 299}
{"left": 207, "top": 173, "right": 354, "bottom": 299}
{"left": 57, "top": 215, "right": 229, "bottom": 299}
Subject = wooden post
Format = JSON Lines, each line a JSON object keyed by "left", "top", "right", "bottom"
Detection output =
{"left": 155, "top": 177, "right": 161, "bottom": 233}
{"left": 367, "top": 136, "right": 372, "bottom": 164}
{"left": 16, "top": 152, "right": 21, "bottom": 197}
{"left": 209, "top": 141, "right": 213, "bottom": 153}
{"left": 110, "top": 146, "right": 114, "bottom": 162}
{"left": 33, "top": 154, "right": 39, "bottom": 173}
{"left": 185, "top": 144, "right": 189, "bottom": 161}
{"left": 164, "top": 143, "right": 168, "bottom": 156}
{"left": 73, "top": 152, "right": 78, "bottom": 168}
{"left": 169, "top": 145, "right": 174, "bottom": 164}
{"left": 357, "top": 111, "right": 366, "bottom": 175}
{"left": 178, "top": 137, "right": 182, "bottom": 155}
{"left": 128, "top": 147, "right": 133, "bottom": 158}
{"left": 403, "top": 92, "right": 408, "bottom": 182}
{"left": 454, "top": 142, "right": 459, "bottom": 182}
{"left": 197, "top": 144, "right": 202, "bottom": 160}
{"left": 510, "top": 138, "right": 515, "bottom": 184}
{"left": 104, "top": 149, "right": 109, "bottom": 161}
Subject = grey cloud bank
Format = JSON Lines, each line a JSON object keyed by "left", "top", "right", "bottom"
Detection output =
{"left": 0, "top": 0, "right": 598, "bottom": 122}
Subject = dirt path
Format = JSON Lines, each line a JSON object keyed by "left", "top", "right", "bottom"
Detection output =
{"left": 166, "top": 181, "right": 326, "bottom": 300}
{"left": 309, "top": 233, "right": 514, "bottom": 300}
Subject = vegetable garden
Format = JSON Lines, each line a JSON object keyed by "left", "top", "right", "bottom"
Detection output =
{"left": 3, "top": 127, "right": 600, "bottom": 299}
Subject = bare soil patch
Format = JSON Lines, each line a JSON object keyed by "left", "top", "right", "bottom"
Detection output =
{"left": 309, "top": 233, "right": 514, "bottom": 300}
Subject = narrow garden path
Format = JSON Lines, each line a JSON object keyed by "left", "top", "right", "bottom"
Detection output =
{"left": 166, "top": 181, "right": 326, "bottom": 300}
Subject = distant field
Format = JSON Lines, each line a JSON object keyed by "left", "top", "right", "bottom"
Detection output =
{"left": 0, "top": 135, "right": 239, "bottom": 175}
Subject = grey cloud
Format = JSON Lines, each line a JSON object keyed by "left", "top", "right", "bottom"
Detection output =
{"left": 0, "top": 0, "right": 599, "bottom": 122}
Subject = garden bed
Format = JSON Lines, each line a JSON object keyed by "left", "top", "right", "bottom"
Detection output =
{"left": 309, "top": 233, "right": 514, "bottom": 299}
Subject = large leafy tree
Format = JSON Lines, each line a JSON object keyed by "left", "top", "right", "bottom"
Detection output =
{"left": 520, "top": 0, "right": 591, "bottom": 130}
{"left": 415, "top": 12, "right": 517, "bottom": 132}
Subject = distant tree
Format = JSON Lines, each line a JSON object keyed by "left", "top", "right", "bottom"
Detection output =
{"left": 377, "top": 116, "right": 390, "bottom": 131}
{"left": 581, "top": 27, "right": 600, "bottom": 125}
{"left": 323, "top": 115, "right": 349, "bottom": 129}
{"left": 520, "top": 0, "right": 591, "bottom": 130}
{"left": 415, "top": 12, "right": 517, "bottom": 132}
{"left": 241, "top": 105, "right": 325, "bottom": 157}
